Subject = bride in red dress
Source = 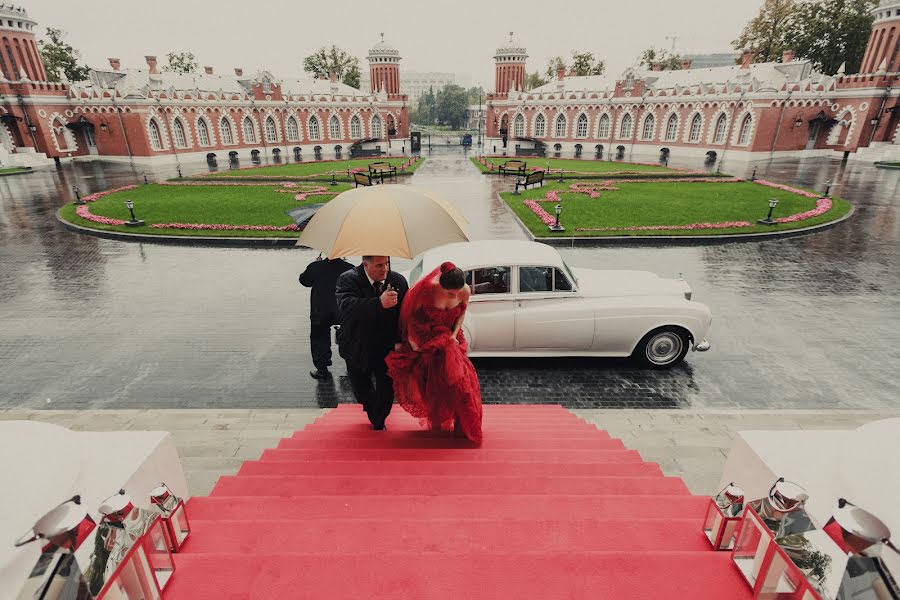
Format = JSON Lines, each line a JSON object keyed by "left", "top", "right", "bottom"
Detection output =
{"left": 385, "top": 262, "right": 483, "bottom": 443}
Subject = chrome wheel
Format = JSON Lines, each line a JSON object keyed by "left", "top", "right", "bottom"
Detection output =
{"left": 645, "top": 332, "right": 684, "bottom": 366}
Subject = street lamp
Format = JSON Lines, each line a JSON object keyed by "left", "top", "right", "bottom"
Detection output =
{"left": 330, "top": 171, "right": 338, "bottom": 186}
{"left": 558, "top": 168, "right": 564, "bottom": 183}
{"left": 124, "top": 199, "right": 145, "bottom": 227}
{"left": 750, "top": 166, "right": 758, "bottom": 181}
{"left": 823, "top": 180, "right": 833, "bottom": 198}
{"left": 176, "top": 164, "right": 182, "bottom": 179}
{"left": 72, "top": 184, "right": 85, "bottom": 205}
{"left": 142, "top": 172, "right": 149, "bottom": 185}
{"left": 549, "top": 203, "right": 565, "bottom": 232}
{"left": 757, "top": 197, "right": 779, "bottom": 225}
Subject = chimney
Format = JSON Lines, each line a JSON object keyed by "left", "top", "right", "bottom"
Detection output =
{"left": 108, "top": 58, "right": 120, "bottom": 71}
{"left": 145, "top": 55, "right": 158, "bottom": 74}
{"left": 330, "top": 70, "right": 337, "bottom": 83}
{"left": 740, "top": 50, "right": 753, "bottom": 69}
{"left": 204, "top": 66, "right": 214, "bottom": 75}
{"left": 234, "top": 67, "right": 243, "bottom": 77}
{"left": 568, "top": 67, "right": 577, "bottom": 77}
{"left": 557, "top": 67, "right": 565, "bottom": 81}
{"left": 651, "top": 63, "right": 662, "bottom": 71}
{"left": 781, "top": 50, "right": 794, "bottom": 63}
{"left": 319, "top": 73, "right": 327, "bottom": 81}
{"left": 681, "top": 59, "right": 692, "bottom": 70}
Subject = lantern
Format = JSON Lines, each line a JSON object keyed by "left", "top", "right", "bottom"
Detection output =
{"left": 703, "top": 482, "right": 745, "bottom": 550}
{"left": 150, "top": 483, "right": 191, "bottom": 552}
{"left": 746, "top": 477, "right": 814, "bottom": 538}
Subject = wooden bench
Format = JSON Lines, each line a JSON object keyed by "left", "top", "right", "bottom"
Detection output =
{"left": 514, "top": 170, "right": 545, "bottom": 193}
{"left": 353, "top": 172, "right": 374, "bottom": 187}
{"left": 368, "top": 162, "right": 397, "bottom": 183}
{"left": 498, "top": 159, "right": 527, "bottom": 176}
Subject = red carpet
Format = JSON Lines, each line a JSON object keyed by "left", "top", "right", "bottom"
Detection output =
{"left": 163, "top": 405, "right": 752, "bottom": 599}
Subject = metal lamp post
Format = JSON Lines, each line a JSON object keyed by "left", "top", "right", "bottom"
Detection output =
{"left": 549, "top": 203, "right": 565, "bottom": 232}
{"left": 124, "top": 199, "right": 145, "bottom": 227}
{"left": 758, "top": 197, "right": 779, "bottom": 225}
{"left": 176, "top": 164, "right": 182, "bottom": 179}
{"left": 142, "top": 172, "right": 149, "bottom": 185}
{"left": 750, "top": 166, "right": 758, "bottom": 181}
{"left": 824, "top": 180, "right": 833, "bottom": 198}
{"left": 558, "top": 168, "right": 564, "bottom": 183}
{"left": 330, "top": 171, "right": 338, "bottom": 186}
{"left": 73, "top": 185, "right": 85, "bottom": 205}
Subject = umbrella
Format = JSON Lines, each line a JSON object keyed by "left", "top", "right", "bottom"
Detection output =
{"left": 286, "top": 204, "right": 325, "bottom": 228}
{"left": 296, "top": 185, "right": 470, "bottom": 258}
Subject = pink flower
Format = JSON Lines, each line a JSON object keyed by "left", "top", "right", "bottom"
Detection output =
{"left": 524, "top": 200, "right": 557, "bottom": 226}
{"left": 75, "top": 205, "right": 127, "bottom": 225}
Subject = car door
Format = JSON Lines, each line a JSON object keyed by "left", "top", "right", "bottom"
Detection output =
{"left": 514, "top": 266, "right": 595, "bottom": 350}
{"left": 464, "top": 266, "right": 515, "bottom": 351}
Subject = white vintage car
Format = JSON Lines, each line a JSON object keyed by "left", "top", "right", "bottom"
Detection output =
{"left": 405, "top": 240, "right": 711, "bottom": 368}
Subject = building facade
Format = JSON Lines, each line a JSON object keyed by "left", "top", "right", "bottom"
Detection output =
{"left": 362, "top": 71, "right": 457, "bottom": 104}
{"left": 0, "top": 8, "right": 409, "bottom": 168}
{"left": 486, "top": 10, "right": 900, "bottom": 163}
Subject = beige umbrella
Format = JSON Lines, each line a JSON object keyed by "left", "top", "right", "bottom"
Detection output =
{"left": 296, "top": 185, "right": 470, "bottom": 258}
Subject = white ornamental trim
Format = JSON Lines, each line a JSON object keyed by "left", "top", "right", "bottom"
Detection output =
{"left": 169, "top": 113, "right": 194, "bottom": 149}
{"left": 218, "top": 113, "right": 238, "bottom": 145}
{"left": 827, "top": 106, "right": 857, "bottom": 146}
{"left": 240, "top": 114, "right": 261, "bottom": 144}
{"left": 706, "top": 109, "right": 731, "bottom": 145}
{"left": 262, "top": 109, "right": 282, "bottom": 143}
{"left": 144, "top": 113, "right": 169, "bottom": 151}
{"left": 683, "top": 109, "right": 705, "bottom": 144}
{"left": 194, "top": 114, "right": 216, "bottom": 147}
{"left": 732, "top": 106, "right": 756, "bottom": 147}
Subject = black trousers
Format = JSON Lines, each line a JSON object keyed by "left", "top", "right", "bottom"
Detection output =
{"left": 347, "top": 361, "right": 394, "bottom": 426}
{"left": 310, "top": 314, "right": 338, "bottom": 370}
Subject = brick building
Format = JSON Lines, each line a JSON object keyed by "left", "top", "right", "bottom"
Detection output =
{"left": 0, "top": 6, "right": 409, "bottom": 169}
{"left": 485, "top": 8, "right": 900, "bottom": 164}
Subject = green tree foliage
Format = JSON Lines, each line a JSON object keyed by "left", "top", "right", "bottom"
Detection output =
{"left": 435, "top": 84, "right": 469, "bottom": 129}
{"left": 525, "top": 71, "right": 549, "bottom": 90}
{"left": 732, "top": 0, "right": 795, "bottom": 63}
{"left": 785, "top": 0, "right": 877, "bottom": 73}
{"left": 639, "top": 48, "right": 685, "bottom": 70}
{"left": 164, "top": 51, "right": 199, "bottom": 74}
{"left": 466, "top": 86, "right": 484, "bottom": 105}
{"left": 37, "top": 28, "right": 90, "bottom": 82}
{"left": 544, "top": 56, "right": 567, "bottom": 79}
{"left": 570, "top": 51, "right": 606, "bottom": 76}
{"left": 302, "top": 45, "right": 361, "bottom": 89}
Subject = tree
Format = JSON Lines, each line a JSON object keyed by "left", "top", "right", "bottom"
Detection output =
{"left": 466, "top": 86, "right": 484, "bottom": 105}
{"left": 164, "top": 51, "right": 198, "bottom": 74}
{"left": 435, "top": 84, "right": 469, "bottom": 129}
{"left": 785, "top": 0, "right": 876, "bottom": 74}
{"left": 639, "top": 48, "right": 685, "bottom": 70}
{"left": 37, "top": 28, "right": 90, "bottom": 82}
{"left": 544, "top": 56, "right": 567, "bottom": 79}
{"left": 570, "top": 51, "right": 605, "bottom": 76}
{"left": 525, "top": 71, "right": 548, "bottom": 90}
{"left": 303, "top": 45, "right": 361, "bottom": 89}
{"left": 733, "top": 0, "right": 795, "bottom": 63}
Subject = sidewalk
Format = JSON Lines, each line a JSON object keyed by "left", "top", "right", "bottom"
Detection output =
{"left": 2, "top": 408, "right": 894, "bottom": 496}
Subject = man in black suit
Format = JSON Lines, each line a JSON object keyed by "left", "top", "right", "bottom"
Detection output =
{"left": 299, "top": 255, "right": 354, "bottom": 380}
{"left": 336, "top": 256, "right": 408, "bottom": 430}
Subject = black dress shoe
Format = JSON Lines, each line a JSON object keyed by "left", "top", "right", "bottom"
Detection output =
{"left": 309, "top": 368, "right": 331, "bottom": 380}
{"left": 372, "top": 422, "right": 387, "bottom": 431}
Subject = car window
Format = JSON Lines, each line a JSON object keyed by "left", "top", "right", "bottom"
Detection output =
{"left": 468, "top": 267, "right": 511, "bottom": 295}
{"left": 409, "top": 257, "right": 424, "bottom": 284}
{"left": 519, "top": 266, "right": 553, "bottom": 293}
{"left": 554, "top": 268, "right": 573, "bottom": 291}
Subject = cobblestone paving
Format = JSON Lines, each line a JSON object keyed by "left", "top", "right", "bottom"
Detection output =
{"left": 1, "top": 150, "right": 898, "bottom": 410}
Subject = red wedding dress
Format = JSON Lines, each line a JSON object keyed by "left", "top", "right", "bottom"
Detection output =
{"left": 385, "top": 268, "right": 483, "bottom": 444}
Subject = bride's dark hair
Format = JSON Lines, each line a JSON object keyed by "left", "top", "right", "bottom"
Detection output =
{"left": 438, "top": 261, "right": 465, "bottom": 290}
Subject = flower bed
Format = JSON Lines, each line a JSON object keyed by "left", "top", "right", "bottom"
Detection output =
{"left": 201, "top": 156, "right": 424, "bottom": 181}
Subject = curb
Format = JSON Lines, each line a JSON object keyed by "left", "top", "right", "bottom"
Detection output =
{"left": 498, "top": 192, "right": 855, "bottom": 246}
{"left": 874, "top": 162, "right": 900, "bottom": 170}
{"left": 0, "top": 167, "right": 34, "bottom": 177}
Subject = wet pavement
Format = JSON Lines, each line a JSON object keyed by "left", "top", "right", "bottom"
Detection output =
{"left": 1, "top": 149, "right": 898, "bottom": 410}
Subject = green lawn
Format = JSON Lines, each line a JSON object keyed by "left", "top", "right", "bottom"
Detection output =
{"left": 204, "top": 157, "right": 424, "bottom": 180}
{"left": 59, "top": 182, "right": 351, "bottom": 238}
{"left": 472, "top": 156, "right": 678, "bottom": 176}
{"left": 0, "top": 166, "right": 30, "bottom": 175}
{"left": 503, "top": 180, "right": 852, "bottom": 237}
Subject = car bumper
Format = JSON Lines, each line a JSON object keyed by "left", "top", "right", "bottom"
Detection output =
{"left": 692, "top": 339, "right": 711, "bottom": 352}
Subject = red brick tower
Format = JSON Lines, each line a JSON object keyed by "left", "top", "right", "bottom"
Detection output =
{"left": 493, "top": 32, "right": 527, "bottom": 95}
{"left": 0, "top": 5, "right": 47, "bottom": 82}
{"left": 367, "top": 33, "right": 401, "bottom": 95}
{"left": 860, "top": 0, "right": 900, "bottom": 73}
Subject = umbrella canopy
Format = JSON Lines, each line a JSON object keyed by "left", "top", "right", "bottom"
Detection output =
{"left": 296, "top": 185, "right": 470, "bottom": 259}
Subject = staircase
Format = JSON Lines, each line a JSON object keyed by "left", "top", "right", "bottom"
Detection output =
{"left": 163, "top": 404, "right": 751, "bottom": 599}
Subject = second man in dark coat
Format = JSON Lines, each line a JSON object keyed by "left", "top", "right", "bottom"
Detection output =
{"left": 299, "top": 255, "right": 354, "bottom": 380}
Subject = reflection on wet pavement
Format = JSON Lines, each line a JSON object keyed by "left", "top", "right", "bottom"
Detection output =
{"left": 1, "top": 149, "right": 898, "bottom": 410}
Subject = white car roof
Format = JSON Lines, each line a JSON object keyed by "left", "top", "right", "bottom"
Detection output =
{"left": 420, "top": 240, "right": 564, "bottom": 272}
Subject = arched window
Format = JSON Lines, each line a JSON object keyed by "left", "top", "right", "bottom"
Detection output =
{"left": 220, "top": 118, "right": 234, "bottom": 145}
{"left": 738, "top": 114, "right": 753, "bottom": 145}
{"left": 534, "top": 113, "right": 546, "bottom": 137}
{"left": 713, "top": 114, "right": 728, "bottom": 144}
{"left": 597, "top": 114, "right": 610, "bottom": 138}
{"left": 173, "top": 118, "right": 187, "bottom": 147}
{"left": 688, "top": 114, "right": 702, "bottom": 142}
{"left": 513, "top": 113, "right": 524, "bottom": 137}
{"left": 197, "top": 118, "right": 211, "bottom": 146}
{"left": 148, "top": 119, "right": 163, "bottom": 150}
{"left": 286, "top": 116, "right": 299, "bottom": 141}
{"left": 619, "top": 113, "right": 633, "bottom": 138}
{"left": 576, "top": 113, "right": 588, "bottom": 138}
{"left": 265, "top": 116, "right": 278, "bottom": 142}
{"left": 329, "top": 115, "right": 341, "bottom": 139}
{"left": 309, "top": 116, "right": 321, "bottom": 140}
{"left": 665, "top": 114, "right": 678, "bottom": 141}
{"left": 242, "top": 117, "right": 256, "bottom": 143}
{"left": 642, "top": 114, "right": 655, "bottom": 140}
{"left": 555, "top": 113, "right": 567, "bottom": 137}
{"left": 350, "top": 115, "right": 361, "bottom": 138}
{"left": 371, "top": 115, "right": 382, "bottom": 138}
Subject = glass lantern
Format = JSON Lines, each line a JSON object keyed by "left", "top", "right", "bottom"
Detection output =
{"left": 704, "top": 482, "right": 745, "bottom": 550}
{"left": 150, "top": 483, "right": 191, "bottom": 552}
{"left": 93, "top": 516, "right": 175, "bottom": 600}
{"left": 747, "top": 477, "right": 815, "bottom": 539}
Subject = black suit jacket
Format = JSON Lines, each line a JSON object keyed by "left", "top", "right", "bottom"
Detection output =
{"left": 335, "top": 265, "right": 409, "bottom": 371}
{"left": 299, "top": 257, "right": 354, "bottom": 318}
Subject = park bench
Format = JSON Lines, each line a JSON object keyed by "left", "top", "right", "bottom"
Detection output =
{"left": 498, "top": 159, "right": 527, "bottom": 176}
{"left": 368, "top": 161, "right": 397, "bottom": 183}
{"left": 514, "top": 170, "right": 545, "bottom": 193}
{"left": 354, "top": 172, "right": 374, "bottom": 187}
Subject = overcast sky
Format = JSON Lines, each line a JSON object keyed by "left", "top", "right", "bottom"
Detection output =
{"left": 23, "top": 0, "right": 760, "bottom": 87}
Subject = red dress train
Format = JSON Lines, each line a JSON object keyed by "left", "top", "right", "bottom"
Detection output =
{"left": 385, "top": 273, "right": 483, "bottom": 444}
